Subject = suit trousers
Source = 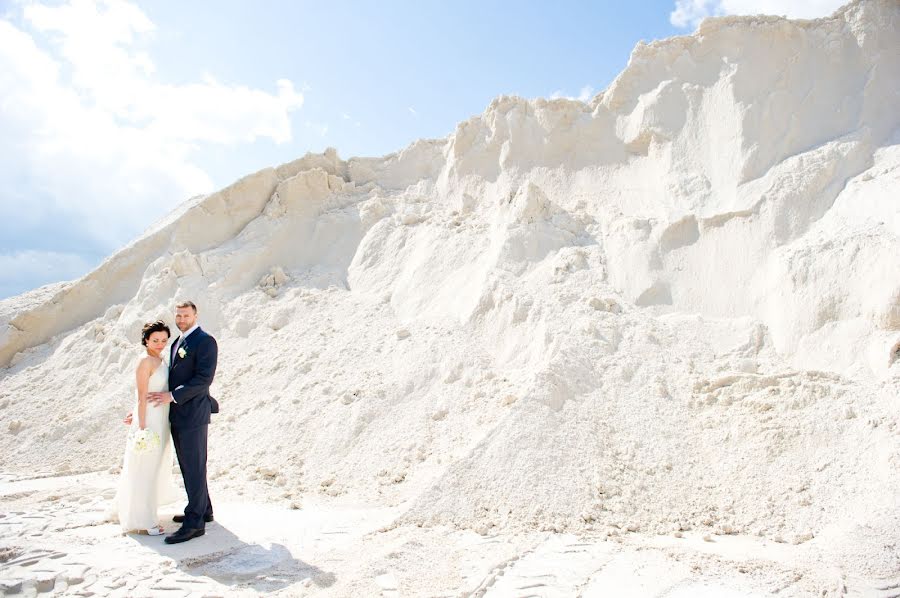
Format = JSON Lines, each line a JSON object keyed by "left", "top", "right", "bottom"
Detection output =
{"left": 171, "top": 424, "right": 213, "bottom": 529}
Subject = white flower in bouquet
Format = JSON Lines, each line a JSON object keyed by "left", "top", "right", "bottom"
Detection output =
{"left": 130, "top": 428, "right": 161, "bottom": 454}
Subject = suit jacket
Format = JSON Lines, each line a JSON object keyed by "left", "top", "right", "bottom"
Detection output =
{"left": 168, "top": 327, "right": 219, "bottom": 429}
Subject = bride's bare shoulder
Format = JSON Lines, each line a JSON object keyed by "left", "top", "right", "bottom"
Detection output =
{"left": 135, "top": 356, "right": 161, "bottom": 372}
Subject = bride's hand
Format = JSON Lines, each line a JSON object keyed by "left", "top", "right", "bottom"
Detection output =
{"left": 147, "top": 392, "right": 174, "bottom": 406}
{"left": 123, "top": 412, "right": 133, "bottom": 425}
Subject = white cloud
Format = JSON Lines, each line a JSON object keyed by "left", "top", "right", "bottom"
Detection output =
{"left": 670, "top": 0, "right": 716, "bottom": 28}
{"left": 16, "top": 0, "right": 304, "bottom": 147}
{"left": 670, "top": 0, "right": 846, "bottom": 28}
{"left": 577, "top": 85, "right": 595, "bottom": 102}
{"left": 549, "top": 85, "right": 595, "bottom": 103}
{"left": 0, "top": 0, "right": 306, "bottom": 297}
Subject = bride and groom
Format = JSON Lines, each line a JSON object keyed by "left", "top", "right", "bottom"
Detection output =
{"left": 116, "top": 300, "right": 219, "bottom": 544}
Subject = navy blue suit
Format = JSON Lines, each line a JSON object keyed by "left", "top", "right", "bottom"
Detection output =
{"left": 168, "top": 327, "right": 218, "bottom": 529}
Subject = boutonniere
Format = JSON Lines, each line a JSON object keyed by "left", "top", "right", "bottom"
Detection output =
{"left": 178, "top": 347, "right": 187, "bottom": 358}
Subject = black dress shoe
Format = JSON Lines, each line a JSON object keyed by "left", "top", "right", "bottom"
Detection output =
{"left": 172, "top": 514, "right": 214, "bottom": 523}
{"left": 164, "top": 527, "right": 205, "bottom": 544}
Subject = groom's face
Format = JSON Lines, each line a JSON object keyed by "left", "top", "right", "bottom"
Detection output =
{"left": 175, "top": 306, "right": 197, "bottom": 332}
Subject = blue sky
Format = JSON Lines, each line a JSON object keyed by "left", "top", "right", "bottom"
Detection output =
{"left": 0, "top": 0, "right": 845, "bottom": 299}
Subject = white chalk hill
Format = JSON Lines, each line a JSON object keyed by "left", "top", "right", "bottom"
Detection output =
{"left": 1, "top": 0, "right": 898, "bottom": 577}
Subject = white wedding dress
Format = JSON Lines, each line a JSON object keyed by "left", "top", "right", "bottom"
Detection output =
{"left": 116, "top": 360, "right": 180, "bottom": 532}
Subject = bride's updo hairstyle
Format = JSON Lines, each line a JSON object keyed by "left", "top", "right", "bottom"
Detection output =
{"left": 141, "top": 320, "right": 171, "bottom": 346}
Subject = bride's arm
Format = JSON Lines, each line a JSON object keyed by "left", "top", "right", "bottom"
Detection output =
{"left": 135, "top": 359, "right": 153, "bottom": 430}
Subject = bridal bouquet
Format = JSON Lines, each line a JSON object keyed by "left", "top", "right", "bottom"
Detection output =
{"left": 130, "top": 428, "right": 161, "bottom": 454}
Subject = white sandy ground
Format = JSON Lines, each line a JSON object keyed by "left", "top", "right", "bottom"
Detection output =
{"left": 1, "top": 0, "right": 900, "bottom": 595}
{"left": 2, "top": 471, "right": 897, "bottom": 597}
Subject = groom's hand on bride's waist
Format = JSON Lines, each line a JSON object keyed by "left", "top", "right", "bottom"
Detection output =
{"left": 147, "top": 392, "right": 174, "bottom": 406}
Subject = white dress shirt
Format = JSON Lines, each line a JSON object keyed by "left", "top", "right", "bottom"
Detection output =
{"left": 173, "top": 323, "right": 199, "bottom": 358}
{"left": 171, "top": 323, "right": 200, "bottom": 402}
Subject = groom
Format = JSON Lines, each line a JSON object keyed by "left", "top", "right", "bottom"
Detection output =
{"left": 149, "top": 300, "right": 219, "bottom": 544}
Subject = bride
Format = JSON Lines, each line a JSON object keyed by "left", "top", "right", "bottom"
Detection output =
{"left": 116, "top": 320, "right": 179, "bottom": 535}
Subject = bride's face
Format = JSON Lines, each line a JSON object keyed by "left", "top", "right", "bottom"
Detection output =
{"left": 146, "top": 331, "right": 169, "bottom": 356}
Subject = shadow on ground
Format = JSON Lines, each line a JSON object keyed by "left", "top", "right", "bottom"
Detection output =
{"left": 133, "top": 521, "right": 336, "bottom": 592}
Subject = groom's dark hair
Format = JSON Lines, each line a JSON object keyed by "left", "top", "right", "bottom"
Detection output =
{"left": 141, "top": 320, "right": 171, "bottom": 346}
{"left": 176, "top": 300, "right": 197, "bottom": 313}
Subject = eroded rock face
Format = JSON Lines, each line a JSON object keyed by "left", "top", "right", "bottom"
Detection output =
{"left": 0, "top": 0, "right": 898, "bottom": 577}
